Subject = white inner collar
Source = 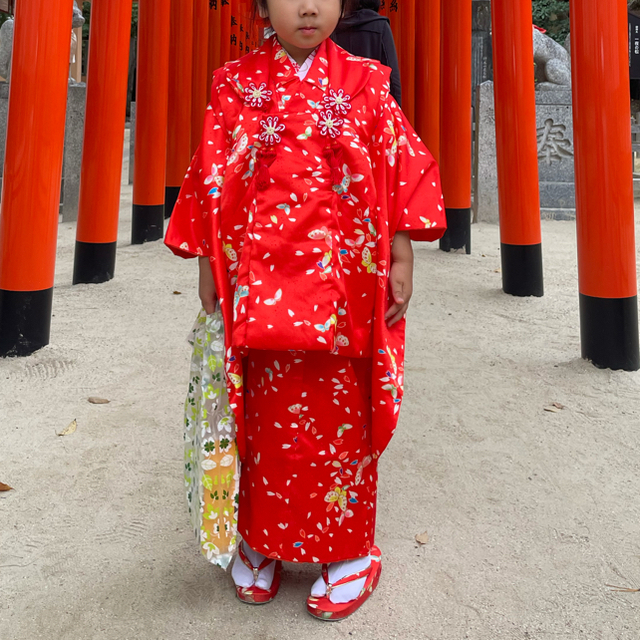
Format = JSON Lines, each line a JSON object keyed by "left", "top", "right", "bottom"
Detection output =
{"left": 286, "top": 48, "right": 318, "bottom": 80}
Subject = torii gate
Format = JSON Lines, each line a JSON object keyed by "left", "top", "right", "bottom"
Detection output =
{"left": 0, "top": 0, "right": 637, "bottom": 372}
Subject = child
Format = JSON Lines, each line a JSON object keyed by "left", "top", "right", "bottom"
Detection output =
{"left": 165, "top": 0, "right": 446, "bottom": 621}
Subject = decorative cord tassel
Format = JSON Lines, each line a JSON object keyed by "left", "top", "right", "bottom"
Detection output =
{"left": 323, "top": 146, "right": 344, "bottom": 187}
{"left": 256, "top": 163, "right": 271, "bottom": 190}
{"left": 331, "top": 164, "right": 343, "bottom": 187}
{"left": 256, "top": 148, "right": 277, "bottom": 191}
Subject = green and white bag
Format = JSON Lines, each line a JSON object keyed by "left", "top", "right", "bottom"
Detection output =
{"left": 184, "top": 309, "right": 239, "bottom": 569}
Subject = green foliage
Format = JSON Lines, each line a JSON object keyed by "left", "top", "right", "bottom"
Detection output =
{"left": 532, "top": 0, "right": 570, "bottom": 43}
{"left": 82, "top": 2, "right": 90, "bottom": 39}
{"left": 132, "top": 3, "right": 138, "bottom": 38}
{"left": 0, "top": 11, "right": 11, "bottom": 27}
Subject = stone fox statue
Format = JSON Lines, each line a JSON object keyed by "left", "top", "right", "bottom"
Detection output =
{"left": 70, "top": 0, "right": 85, "bottom": 67}
{"left": 0, "top": 1, "right": 85, "bottom": 81}
{"left": 533, "top": 26, "right": 571, "bottom": 91}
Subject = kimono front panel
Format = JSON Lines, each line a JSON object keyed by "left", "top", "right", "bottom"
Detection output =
{"left": 239, "top": 349, "right": 378, "bottom": 563}
{"left": 165, "top": 37, "right": 446, "bottom": 461}
{"left": 216, "top": 39, "right": 383, "bottom": 360}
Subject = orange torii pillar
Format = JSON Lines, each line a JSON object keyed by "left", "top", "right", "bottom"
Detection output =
{"left": 239, "top": 0, "right": 250, "bottom": 56}
{"left": 388, "top": 1, "right": 399, "bottom": 57}
{"left": 416, "top": 0, "right": 441, "bottom": 162}
{"left": 208, "top": 1, "right": 222, "bottom": 81}
{"left": 165, "top": 0, "right": 194, "bottom": 218}
{"left": 132, "top": 0, "right": 171, "bottom": 244}
{"left": 230, "top": 0, "right": 240, "bottom": 61}
{"left": 0, "top": 0, "right": 73, "bottom": 357}
{"left": 399, "top": 0, "right": 416, "bottom": 124}
{"left": 569, "top": 0, "right": 639, "bottom": 370}
{"left": 439, "top": 0, "right": 472, "bottom": 253}
{"left": 491, "top": 0, "right": 543, "bottom": 296}
{"left": 74, "top": 0, "right": 133, "bottom": 285}
{"left": 220, "top": 0, "right": 232, "bottom": 64}
{"left": 192, "top": 0, "right": 210, "bottom": 156}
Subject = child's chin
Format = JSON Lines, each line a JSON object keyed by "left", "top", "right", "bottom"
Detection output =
{"left": 295, "top": 32, "right": 324, "bottom": 47}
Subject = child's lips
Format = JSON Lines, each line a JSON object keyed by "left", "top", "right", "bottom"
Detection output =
{"left": 300, "top": 26, "right": 317, "bottom": 35}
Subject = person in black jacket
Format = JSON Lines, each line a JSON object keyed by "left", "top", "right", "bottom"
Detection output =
{"left": 331, "top": 0, "right": 402, "bottom": 106}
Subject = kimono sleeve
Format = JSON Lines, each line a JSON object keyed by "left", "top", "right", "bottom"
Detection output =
{"left": 164, "top": 105, "right": 229, "bottom": 259}
{"left": 372, "top": 91, "right": 446, "bottom": 242}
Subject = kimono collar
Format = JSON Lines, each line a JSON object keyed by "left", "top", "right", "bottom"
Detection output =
{"left": 224, "top": 36, "right": 385, "bottom": 105}
{"left": 285, "top": 47, "right": 318, "bottom": 80}
{"left": 323, "top": 38, "right": 382, "bottom": 101}
{"left": 270, "top": 36, "right": 329, "bottom": 91}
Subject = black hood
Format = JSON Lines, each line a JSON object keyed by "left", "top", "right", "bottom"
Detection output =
{"left": 335, "top": 9, "right": 390, "bottom": 32}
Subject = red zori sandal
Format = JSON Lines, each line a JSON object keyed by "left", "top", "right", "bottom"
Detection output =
{"left": 306, "top": 546, "right": 382, "bottom": 621}
{"left": 234, "top": 544, "right": 283, "bottom": 605}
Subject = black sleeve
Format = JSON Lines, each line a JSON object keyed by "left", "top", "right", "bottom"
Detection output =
{"left": 380, "top": 25, "right": 402, "bottom": 108}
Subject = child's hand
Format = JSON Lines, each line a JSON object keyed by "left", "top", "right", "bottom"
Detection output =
{"left": 198, "top": 256, "right": 218, "bottom": 315}
{"left": 385, "top": 232, "right": 414, "bottom": 327}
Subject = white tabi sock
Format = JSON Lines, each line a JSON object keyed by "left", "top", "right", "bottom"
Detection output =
{"left": 231, "top": 540, "right": 276, "bottom": 590}
{"left": 310, "top": 555, "right": 372, "bottom": 604}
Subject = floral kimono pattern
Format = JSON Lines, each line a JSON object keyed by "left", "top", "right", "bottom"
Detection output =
{"left": 166, "top": 36, "right": 446, "bottom": 564}
{"left": 240, "top": 349, "right": 377, "bottom": 563}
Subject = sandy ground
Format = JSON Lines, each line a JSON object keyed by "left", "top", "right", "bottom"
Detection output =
{"left": 1, "top": 136, "right": 640, "bottom": 640}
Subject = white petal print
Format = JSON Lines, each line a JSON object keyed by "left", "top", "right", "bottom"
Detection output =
{"left": 264, "top": 289, "right": 283, "bottom": 305}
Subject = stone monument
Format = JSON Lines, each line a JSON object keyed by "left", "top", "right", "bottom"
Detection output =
{"left": 472, "top": 0, "right": 493, "bottom": 104}
{"left": 474, "top": 27, "right": 576, "bottom": 223}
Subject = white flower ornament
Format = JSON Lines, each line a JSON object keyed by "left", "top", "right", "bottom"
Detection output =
{"left": 259, "top": 116, "right": 286, "bottom": 146}
{"left": 317, "top": 110, "right": 344, "bottom": 139}
{"left": 322, "top": 89, "right": 352, "bottom": 116}
{"left": 244, "top": 82, "right": 272, "bottom": 109}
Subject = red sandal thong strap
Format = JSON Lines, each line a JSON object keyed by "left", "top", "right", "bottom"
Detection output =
{"left": 238, "top": 543, "right": 275, "bottom": 585}
{"left": 235, "top": 545, "right": 283, "bottom": 606}
{"left": 307, "top": 546, "right": 382, "bottom": 622}
{"left": 320, "top": 562, "right": 373, "bottom": 599}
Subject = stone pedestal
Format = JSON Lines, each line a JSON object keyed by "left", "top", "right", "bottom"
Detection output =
{"left": 474, "top": 82, "right": 499, "bottom": 223}
{"left": 129, "top": 101, "right": 135, "bottom": 185}
{"left": 535, "top": 90, "right": 575, "bottom": 219}
{"left": 62, "top": 83, "right": 87, "bottom": 222}
{"left": 474, "top": 81, "right": 576, "bottom": 223}
{"left": 0, "top": 82, "right": 8, "bottom": 189}
{"left": 0, "top": 82, "right": 87, "bottom": 221}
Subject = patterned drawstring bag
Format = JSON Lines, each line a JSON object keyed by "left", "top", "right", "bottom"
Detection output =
{"left": 184, "top": 309, "right": 239, "bottom": 570}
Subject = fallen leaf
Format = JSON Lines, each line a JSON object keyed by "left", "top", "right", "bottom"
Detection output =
{"left": 173, "top": 291, "right": 182, "bottom": 295}
{"left": 606, "top": 583, "right": 640, "bottom": 592}
{"left": 544, "top": 402, "right": 566, "bottom": 413}
{"left": 0, "top": 482, "right": 13, "bottom": 491}
{"left": 57, "top": 419, "right": 77, "bottom": 436}
{"left": 88, "top": 397, "right": 110, "bottom": 405}
{"left": 415, "top": 531, "right": 429, "bottom": 545}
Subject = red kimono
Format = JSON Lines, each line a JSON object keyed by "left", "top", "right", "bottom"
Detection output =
{"left": 166, "top": 36, "right": 445, "bottom": 563}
